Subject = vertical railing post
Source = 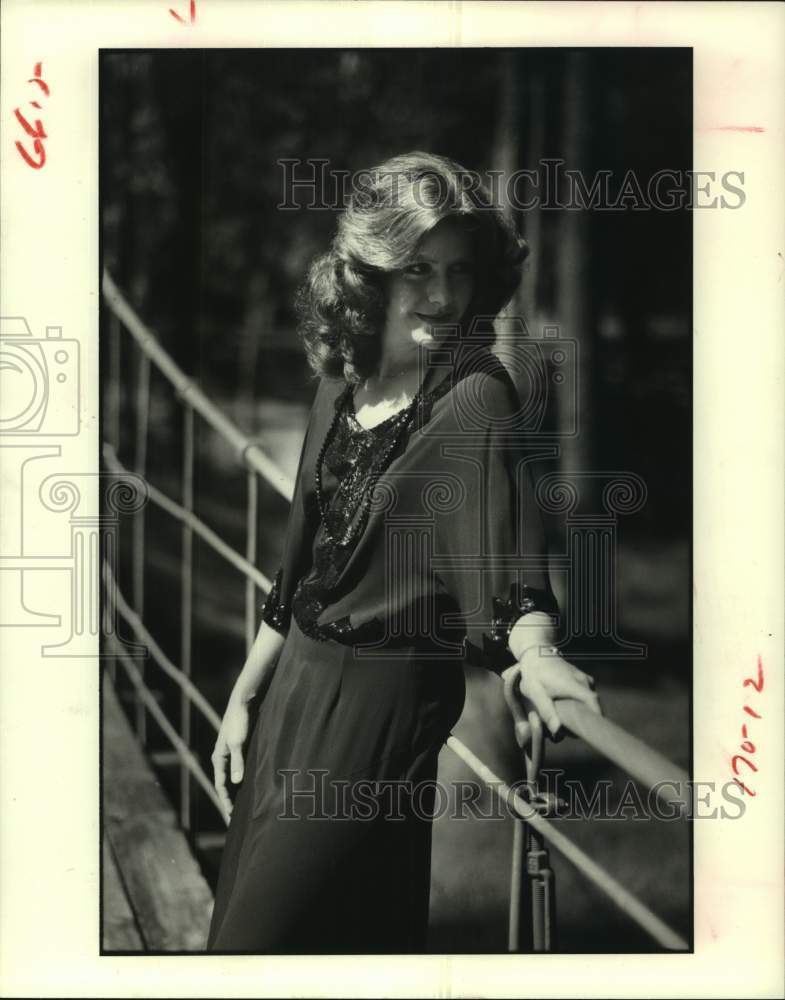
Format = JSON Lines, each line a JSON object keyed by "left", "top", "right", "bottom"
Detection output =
{"left": 108, "top": 309, "right": 122, "bottom": 455}
{"left": 133, "top": 351, "right": 151, "bottom": 743}
{"left": 180, "top": 403, "right": 195, "bottom": 831}
{"left": 508, "top": 817, "right": 529, "bottom": 952}
{"left": 245, "top": 469, "right": 258, "bottom": 656}
{"left": 107, "top": 310, "right": 121, "bottom": 685}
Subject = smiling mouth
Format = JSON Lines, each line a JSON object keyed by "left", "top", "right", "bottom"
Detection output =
{"left": 415, "top": 313, "right": 453, "bottom": 324}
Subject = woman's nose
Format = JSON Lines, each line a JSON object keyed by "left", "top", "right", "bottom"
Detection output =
{"left": 426, "top": 273, "right": 452, "bottom": 313}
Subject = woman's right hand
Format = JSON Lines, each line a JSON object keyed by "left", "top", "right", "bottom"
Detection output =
{"left": 211, "top": 693, "right": 253, "bottom": 820}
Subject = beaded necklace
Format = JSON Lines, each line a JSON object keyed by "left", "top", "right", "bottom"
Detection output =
{"left": 314, "top": 378, "right": 427, "bottom": 547}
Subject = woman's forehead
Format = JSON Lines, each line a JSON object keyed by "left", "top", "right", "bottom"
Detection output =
{"left": 415, "top": 217, "right": 474, "bottom": 258}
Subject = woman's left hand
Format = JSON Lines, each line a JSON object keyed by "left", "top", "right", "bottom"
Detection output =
{"left": 501, "top": 647, "right": 602, "bottom": 743}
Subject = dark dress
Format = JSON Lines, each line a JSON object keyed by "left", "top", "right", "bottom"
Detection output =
{"left": 206, "top": 344, "right": 558, "bottom": 954}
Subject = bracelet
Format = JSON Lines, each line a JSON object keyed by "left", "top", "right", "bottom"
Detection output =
{"left": 518, "top": 642, "right": 559, "bottom": 662}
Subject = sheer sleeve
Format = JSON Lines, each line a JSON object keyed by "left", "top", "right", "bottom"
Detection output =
{"left": 431, "top": 369, "right": 559, "bottom": 675}
{"left": 260, "top": 382, "right": 322, "bottom": 637}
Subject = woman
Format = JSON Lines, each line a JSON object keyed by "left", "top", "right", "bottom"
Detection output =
{"left": 207, "top": 151, "right": 601, "bottom": 953}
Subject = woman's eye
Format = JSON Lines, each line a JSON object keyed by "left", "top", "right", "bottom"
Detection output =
{"left": 403, "top": 263, "right": 430, "bottom": 277}
{"left": 450, "top": 261, "right": 474, "bottom": 276}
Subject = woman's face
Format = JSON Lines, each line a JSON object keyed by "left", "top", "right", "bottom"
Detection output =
{"left": 382, "top": 216, "right": 475, "bottom": 351}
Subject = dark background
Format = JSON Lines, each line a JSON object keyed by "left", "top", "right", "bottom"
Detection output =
{"left": 100, "top": 48, "right": 692, "bottom": 952}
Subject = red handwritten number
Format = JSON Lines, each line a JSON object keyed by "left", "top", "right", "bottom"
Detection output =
{"left": 732, "top": 656, "right": 764, "bottom": 797}
{"left": 731, "top": 754, "right": 758, "bottom": 776}
{"left": 14, "top": 61, "right": 48, "bottom": 169}
{"left": 169, "top": 0, "right": 196, "bottom": 24}
{"left": 14, "top": 107, "right": 47, "bottom": 139}
{"left": 15, "top": 139, "right": 45, "bottom": 169}
{"left": 743, "top": 654, "right": 764, "bottom": 693}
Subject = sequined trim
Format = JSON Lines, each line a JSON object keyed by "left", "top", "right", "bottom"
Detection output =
{"left": 292, "top": 372, "right": 457, "bottom": 645}
{"left": 260, "top": 566, "right": 289, "bottom": 635}
{"left": 463, "top": 580, "right": 559, "bottom": 672}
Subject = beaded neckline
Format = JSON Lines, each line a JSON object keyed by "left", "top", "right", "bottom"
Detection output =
{"left": 345, "top": 389, "right": 411, "bottom": 434}
{"left": 315, "top": 377, "right": 427, "bottom": 546}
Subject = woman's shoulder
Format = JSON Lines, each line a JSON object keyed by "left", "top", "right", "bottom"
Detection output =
{"left": 306, "top": 373, "right": 347, "bottom": 421}
{"left": 429, "top": 347, "right": 520, "bottom": 429}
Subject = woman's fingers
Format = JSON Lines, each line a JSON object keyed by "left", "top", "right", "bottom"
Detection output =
{"left": 519, "top": 676, "right": 561, "bottom": 738}
{"left": 554, "top": 672, "right": 604, "bottom": 715}
{"left": 571, "top": 668, "right": 595, "bottom": 690}
{"left": 512, "top": 717, "right": 532, "bottom": 747}
{"left": 230, "top": 744, "right": 245, "bottom": 784}
{"left": 211, "top": 741, "right": 233, "bottom": 818}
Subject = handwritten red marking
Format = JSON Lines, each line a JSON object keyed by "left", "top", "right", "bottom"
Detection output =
{"left": 743, "top": 654, "right": 764, "bottom": 692}
{"left": 14, "top": 108, "right": 46, "bottom": 139}
{"left": 731, "top": 754, "right": 758, "bottom": 776}
{"left": 27, "top": 75, "right": 50, "bottom": 96}
{"left": 15, "top": 139, "right": 45, "bottom": 169}
{"left": 169, "top": 0, "right": 196, "bottom": 24}
{"left": 731, "top": 656, "right": 764, "bottom": 796}
{"left": 14, "top": 61, "right": 49, "bottom": 169}
{"left": 706, "top": 125, "right": 765, "bottom": 133}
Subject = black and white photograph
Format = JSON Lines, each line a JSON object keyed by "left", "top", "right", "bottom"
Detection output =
{"left": 1, "top": 2, "right": 783, "bottom": 996}
{"left": 99, "top": 45, "right": 693, "bottom": 954}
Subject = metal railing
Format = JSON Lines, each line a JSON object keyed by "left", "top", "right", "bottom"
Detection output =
{"left": 101, "top": 271, "right": 690, "bottom": 952}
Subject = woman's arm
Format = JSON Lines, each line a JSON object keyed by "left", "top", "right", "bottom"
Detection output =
{"left": 231, "top": 620, "right": 286, "bottom": 705}
{"left": 212, "top": 621, "right": 286, "bottom": 819}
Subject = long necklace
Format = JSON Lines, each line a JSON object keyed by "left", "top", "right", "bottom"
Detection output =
{"left": 314, "top": 379, "right": 426, "bottom": 547}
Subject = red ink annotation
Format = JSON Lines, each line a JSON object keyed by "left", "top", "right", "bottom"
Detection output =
{"left": 731, "top": 655, "right": 764, "bottom": 797}
{"left": 169, "top": 0, "right": 197, "bottom": 25}
{"left": 14, "top": 62, "right": 49, "bottom": 170}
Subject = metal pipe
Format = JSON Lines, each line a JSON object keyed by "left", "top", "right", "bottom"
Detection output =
{"left": 245, "top": 471, "right": 258, "bottom": 656}
{"left": 556, "top": 700, "right": 690, "bottom": 816}
{"left": 102, "top": 271, "right": 294, "bottom": 500}
{"left": 180, "top": 405, "right": 194, "bottom": 831}
{"left": 108, "top": 639, "right": 227, "bottom": 824}
{"left": 132, "top": 351, "right": 150, "bottom": 744}
{"left": 103, "top": 561, "right": 221, "bottom": 732}
{"left": 102, "top": 443, "right": 272, "bottom": 593}
{"left": 508, "top": 817, "right": 527, "bottom": 952}
{"left": 446, "top": 735, "right": 688, "bottom": 951}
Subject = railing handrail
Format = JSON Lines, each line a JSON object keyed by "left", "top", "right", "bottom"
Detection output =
{"left": 103, "top": 561, "right": 223, "bottom": 733}
{"left": 446, "top": 736, "right": 688, "bottom": 949}
{"left": 102, "top": 443, "right": 273, "bottom": 594}
{"left": 101, "top": 270, "right": 295, "bottom": 502}
{"left": 108, "top": 635, "right": 226, "bottom": 821}
{"left": 556, "top": 700, "right": 688, "bottom": 813}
